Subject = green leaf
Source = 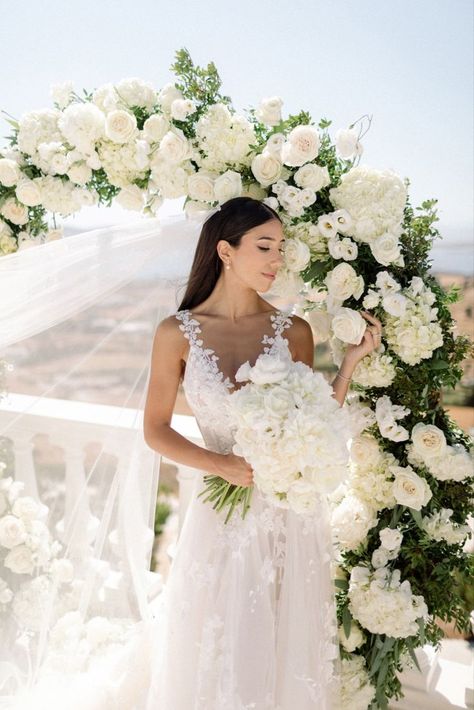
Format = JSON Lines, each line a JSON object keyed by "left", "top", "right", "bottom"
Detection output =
{"left": 334, "top": 578, "right": 349, "bottom": 591}
{"left": 407, "top": 643, "right": 422, "bottom": 672}
{"left": 342, "top": 605, "right": 352, "bottom": 638}
{"left": 431, "top": 360, "right": 450, "bottom": 370}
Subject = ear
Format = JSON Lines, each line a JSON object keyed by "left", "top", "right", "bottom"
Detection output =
{"left": 216, "top": 239, "right": 233, "bottom": 263}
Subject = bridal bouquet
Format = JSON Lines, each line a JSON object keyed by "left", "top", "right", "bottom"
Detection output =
{"left": 198, "top": 352, "right": 352, "bottom": 523}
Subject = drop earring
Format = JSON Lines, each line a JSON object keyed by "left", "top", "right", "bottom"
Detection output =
{"left": 225, "top": 261, "right": 230, "bottom": 270}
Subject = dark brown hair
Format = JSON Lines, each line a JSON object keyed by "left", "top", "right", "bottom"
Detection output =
{"left": 178, "top": 196, "right": 281, "bottom": 311}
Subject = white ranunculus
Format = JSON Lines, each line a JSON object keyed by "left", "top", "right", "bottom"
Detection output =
{"left": 15, "top": 179, "right": 42, "bottom": 206}
{"left": 325, "top": 263, "right": 364, "bottom": 301}
{"left": 158, "top": 128, "right": 191, "bottom": 163}
{"left": 370, "top": 232, "right": 402, "bottom": 266}
{"left": 214, "top": 170, "right": 242, "bottom": 202}
{"left": 284, "top": 238, "right": 311, "bottom": 272}
{"left": 4, "top": 544, "right": 35, "bottom": 574}
{"left": 105, "top": 110, "right": 137, "bottom": 144}
{"left": 411, "top": 422, "right": 447, "bottom": 460}
{"left": 281, "top": 125, "right": 320, "bottom": 167}
{"left": 335, "top": 128, "right": 360, "bottom": 159}
{"left": 293, "top": 163, "right": 330, "bottom": 192}
{"left": 157, "top": 83, "right": 184, "bottom": 112}
{"left": 256, "top": 97, "right": 283, "bottom": 126}
{"left": 0, "top": 514, "right": 27, "bottom": 548}
{"left": 115, "top": 184, "right": 145, "bottom": 211}
{"left": 0, "top": 158, "right": 21, "bottom": 187}
{"left": 391, "top": 465, "right": 432, "bottom": 510}
{"left": 317, "top": 213, "right": 337, "bottom": 239}
{"left": 187, "top": 171, "right": 215, "bottom": 203}
{"left": 379, "top": 527, "right": 403, "bottom": 551}
{"left": 332, "top": 307, "right": 366, "bottom": 345}
{"left": 143, "top": 114, "right": 170, "bottom": 143}
{"left": 0, "top": 197, "right": 29, "bottom": 225}
{"left": 67, "top": 163, "right": 93, "bottom": 185}
{"left": 251, "top": 151, "right": 282, "bottom": 187}
{"left": 170, "top": 98, "right": 197, "bottom": 121}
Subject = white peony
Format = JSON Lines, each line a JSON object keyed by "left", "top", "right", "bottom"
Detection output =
{"left": 0, "top": 198, "right": 29, "bottom": 225}
{"left": 15, "top": 179, "right": 42, "bottom": 206}
{"left": 105, "top": 109, "right": 138, "bottom": 144}
{"left": 251, "top": 151, "right": 282, "bottom": 187}
{"left": 11, "top": 496, "right": 46, "bottom": 521}
{"left": 325, "top": 263, "right": 364, "bottom": 301}
{"left": 371, "top": 547, "right": 391, "bottom": 568}
{"left": 370, "top": 231, "right": 402, "bottom": 266}
{"left": 332, "top": 494, "right": 378, "bottom": 550}
{"left": 391, "top": 465, "right": 432, "bottom": 510}
{"left": 281, "top": 125, "right": 320, "bottom": 167}
{"left": 331, "top": 307, "right": 366, "bottom": 345}
{"left": 235, "top": 352, "right": 292, "bottom": 386}
{"left": 256, "top": 96, "right": 283, "bottom": 126}
{"left": 293, "top": 163, "right": 330, "bottom": 192}
{"left": 0, "top": 158, "right": 21, "bottom": 187}
{"left": 284, "top": 238, "right": 311, "bottom": 272}
{"left": 170, "top": 98, "right": 197, "bottom": 121}
{"left": 214, "top": 170, "right": 243, "bottom": 202}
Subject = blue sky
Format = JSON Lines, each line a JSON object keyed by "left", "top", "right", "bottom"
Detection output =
{"left": 1, "top": 0, "right": 472, "bottom": 269}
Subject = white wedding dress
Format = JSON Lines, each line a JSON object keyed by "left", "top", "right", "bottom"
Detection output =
{"left": 143, "top": 308, "right": 341, "bottom": 710}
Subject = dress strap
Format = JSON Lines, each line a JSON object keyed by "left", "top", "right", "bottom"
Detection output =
{"left": 175, "top": 309, "right": 203, "bottom": 348}
{"left": 270, "top": 310, "right": 293, "bottom": 337}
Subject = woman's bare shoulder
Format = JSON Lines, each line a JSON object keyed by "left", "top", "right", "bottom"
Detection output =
{"left": 152, "top": 314, "right": 187, "bottom": 355}
{"left": 287, "top": 313, "right": 313, "bottom": 338}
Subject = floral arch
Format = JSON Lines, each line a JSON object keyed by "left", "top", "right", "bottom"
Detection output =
{"left": 0, "top": 48, "right": 473, "bottom": 709}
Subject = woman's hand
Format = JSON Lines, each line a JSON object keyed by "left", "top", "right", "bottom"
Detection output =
{"left": 209, "top": 452, "right": 254, "bottom": 487}
{"left": 344, "top": 310, "right": 384, "bottom": 366}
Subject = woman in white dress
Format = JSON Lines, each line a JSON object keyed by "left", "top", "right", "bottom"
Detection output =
{"left": 142, "top": 196, "right": 382, "bottom": 710}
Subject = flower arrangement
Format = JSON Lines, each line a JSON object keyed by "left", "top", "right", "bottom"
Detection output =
{"left": 1, "top": 48, "right": 473, "bottom": 708}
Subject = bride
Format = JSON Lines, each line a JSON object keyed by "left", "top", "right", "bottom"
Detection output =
{"left": 142, "top": 196, "right": 382, "bottom": 710}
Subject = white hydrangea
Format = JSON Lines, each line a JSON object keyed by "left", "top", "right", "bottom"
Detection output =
{"left": 114, "top": 78, "right": 157, "bottom": 111}
{"left": 58, "top": 103, "right": 106, "bottom": 154}
{"left": 194, "top": 104, "right": 256, "bottom": 172}
{"left": 329, "top": 165, "right": 406, "bottom": 245}
{"left": 348, "top": 450, "right": 398, "bottom": 513}
{"left": 421, "top": 508, "right": 471, "bottom": 545}
{"left": 339, "top": 655, "right": 376, "bottom": 710}
{"left": 39, "top": 175, "right": 91, "bottom": 215}
{"left": 98, "top": 138, "right": 150, "bottom": 188}
{"left": 407, "top": 436, "right": 473, "bottom": 482}
{"left": 349, "top": 565, "right": 429, "bottom": 637}
{"left": 17, "top": 109, "right": 63, "bottom": 159}
{"left": 384, "top": 276, "right": 443, "bottom": 365}
{"left": 331, "top": 493, "right": 378, "bottom": 550}
{"left": 352, "top": 345, "right": 396, "bottom": 388}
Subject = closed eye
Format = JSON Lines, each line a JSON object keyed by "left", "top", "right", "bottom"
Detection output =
{"left": 258, "top": 246, "right": 285, "bottom": 254}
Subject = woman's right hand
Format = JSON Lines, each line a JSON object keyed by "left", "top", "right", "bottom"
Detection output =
{"left": 209, "top": 452, "right": 254, "bottom": 487}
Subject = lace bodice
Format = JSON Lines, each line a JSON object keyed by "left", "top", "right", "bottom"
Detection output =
{"left": 175, "top": 309, "right": 293, "bottom": 454}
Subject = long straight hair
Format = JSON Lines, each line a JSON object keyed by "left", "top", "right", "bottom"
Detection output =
{"left": 178, "top": 196, "right": 282, "bottom": 311}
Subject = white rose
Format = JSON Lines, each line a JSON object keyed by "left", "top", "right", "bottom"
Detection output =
{"left": 281, "top": 125, "right": 320, "bottom": 167}
{"left": 11, "top": 496, "right": 43, "bottom": 520}
{"left": 332, "top": 307, "right": 366, "bottom": 344}
{"left": 338, "top": 621, "right": 365, "bottom": 652}
{"left": 411, "top": 422, "right": 447, "bottom": 460}
{"left": 350, "top": 434, "right": 382, "bottom": 468}
{"left": 0, "top": 198, "right": 29, "bottom": 225}
{"left": 143, "top": 114, "right": 170, "bottom": 143}
{"left": 15, "top": 179, "right": 42, "bottom": 206}
{"left": 105, "top": 110, "right": 137, "bottom": 144}
{"left": 284, "top": 238, "right": 311, "bottom": 272}
{"left": 362, "top": 289, "right": 380, "bottom": 310}
{"left": 67, "top": 163, "right": 93, "bottom": 185}
{"left": 256, "top": 96, "right": 283, "bottom": 126}
{"left": 251, "top": 151, "right": 282, "bottom": 187}
{"left": 170, "top": 99, "right": 196, "bottom": 121}
{"left": 293, "top": 163, "right": 330, "bottom": 192}
{"left": 0, "top": 515, "right": 27, "bottom": 548}
{"left": 115, "top": 184, "right": 145, "bottom": 211}
{"left": 157, "top": 83, "right": 184, "bottom": 112}
{"left": 0, "top": 158, "right": 21, "bottom": 187}
{"left": 382, "top": 293, "right": 407, "bottom": 317}
{"left": 4, "top": 544, "right": 35, "bottom": 574}
{"left": 214, "top": 170, "right": 242, "bottom": 202}
{"left": 379, "top": 527, "right": 403, "bottom": 551}
{"left": 158, "top": 128, "right": 191, "bottom": 163}
{"left": 391, "top": 466, "right": 432, "bottom": 511}
{"left": 335, "top": 128, "right": 360, "bottom": 159}
{"left": 325, "top": 263, "right": 364, "bottom": 301}
{"left": 265, "top": 133, "right": 286, "bottom": 155}
{"left": 187, "top": 171, "right": 215, "bottom": 203}
{"left": 371, "top": 232, "right": 402, "bottom": 266}
{"left": 287, "top": 479, "right": 318, "bottom": 516}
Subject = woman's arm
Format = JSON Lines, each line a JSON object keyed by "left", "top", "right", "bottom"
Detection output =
{"left": 143, "top": 317, "right": 253, "bottom": 486}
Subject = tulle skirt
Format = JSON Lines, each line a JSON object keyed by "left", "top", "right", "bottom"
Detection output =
{"left": 143, "top": 472, "right": 341, "bottom": 710}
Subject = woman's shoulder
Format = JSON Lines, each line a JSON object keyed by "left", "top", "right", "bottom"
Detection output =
{"left": 153, "top": 311, "right": 190, "bottom": 352}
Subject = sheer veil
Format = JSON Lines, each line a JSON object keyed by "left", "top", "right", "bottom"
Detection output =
{"left": 0, "top": 213, "right": 203, "bottom": 707}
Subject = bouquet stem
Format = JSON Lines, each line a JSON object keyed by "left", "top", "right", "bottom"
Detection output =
{"left": 197, "top": 475, "right": 254, "bottom": 523}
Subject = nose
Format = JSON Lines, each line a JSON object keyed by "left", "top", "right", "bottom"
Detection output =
{"left": 270, "top": 252, "right": 285, "bottom": 269}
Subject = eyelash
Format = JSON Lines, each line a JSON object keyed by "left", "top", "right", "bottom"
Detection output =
{"left": 258, "top": 246, "right": 285, "bottom": 254}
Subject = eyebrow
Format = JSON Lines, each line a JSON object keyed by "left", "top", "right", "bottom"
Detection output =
{"left": 257, "top": 236, "right": 286, "bottom": 242}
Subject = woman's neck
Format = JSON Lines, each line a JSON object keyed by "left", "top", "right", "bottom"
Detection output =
{"left": 194, "top": 275, "right": 271, "bottom": 322}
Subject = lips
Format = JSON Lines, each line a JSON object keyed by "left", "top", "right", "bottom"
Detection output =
{"left": 262, "top": 273, "right": 276, "bottom": 280}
